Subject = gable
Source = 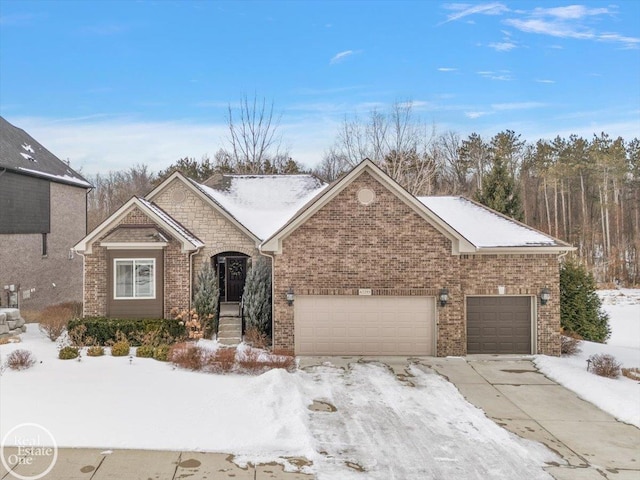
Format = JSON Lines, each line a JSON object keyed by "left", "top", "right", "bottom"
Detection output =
{"left": 147, "top": 174, "right": 260, "bottom": 244}
{"left": 74, "top": 197, "right": 203, "bottom": 254}
{"left": 261, "top": 160, "right": 468, "bottom": 255}
{"left": 281, "top": 170, "right": 454, "bottom": 271}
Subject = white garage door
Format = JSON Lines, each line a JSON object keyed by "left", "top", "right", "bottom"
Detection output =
{"left": 294, "top": 295, "right": 435, "bottom": 356}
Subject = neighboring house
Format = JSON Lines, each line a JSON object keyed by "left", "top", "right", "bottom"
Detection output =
{"left": 0, "top": 116, "right": 91, "bottom": 312}
{"left": 75, "top": 159, "right": 573, "bottom": 357}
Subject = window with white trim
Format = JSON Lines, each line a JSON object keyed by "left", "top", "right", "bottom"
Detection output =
{"left": 114, "top": 259, "right": 155, "bottom": 299}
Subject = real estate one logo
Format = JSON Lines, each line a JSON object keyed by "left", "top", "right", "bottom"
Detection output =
{"left": 0, "top": 423, "right": 58, "bottom": 480}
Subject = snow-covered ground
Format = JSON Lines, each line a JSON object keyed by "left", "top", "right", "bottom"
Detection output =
{"left": 1, "top": 328, "right": 556, "bottom": 479}
{"left": 1, "top": 290, "right": 637, "bottom": 478}
{"left": 535, "top": 288, "right": 640, "bottom": 428}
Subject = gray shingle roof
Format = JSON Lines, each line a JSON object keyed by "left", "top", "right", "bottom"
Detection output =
{"left": 0, "top": 116, "right": 91, "bottom": 188}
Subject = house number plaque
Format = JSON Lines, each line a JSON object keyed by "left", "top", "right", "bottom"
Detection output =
{"left": 358, "top": 288, "right": 372, "bottom": 296}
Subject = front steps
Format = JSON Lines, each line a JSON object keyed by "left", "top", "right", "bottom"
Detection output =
{"left": 217, "top": 303, "right": 242, "bottom": 346}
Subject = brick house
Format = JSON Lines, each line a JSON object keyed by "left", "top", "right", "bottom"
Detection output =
{"left": 0, "top": 116, "right": 91, "bottom": 312}
{"left": 75, "top": 159, "right": 573, "bottom": 356}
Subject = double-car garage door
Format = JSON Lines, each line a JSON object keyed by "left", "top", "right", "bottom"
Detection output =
{"left": 294, "top": 296, "right": 435, "bottom": 356}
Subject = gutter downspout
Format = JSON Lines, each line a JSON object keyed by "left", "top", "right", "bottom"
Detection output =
{"left": 258, "top": 243, "right": 276, "bottom": 349}
{"left": 75, "top": 249, "right": 86, "bottom": 317}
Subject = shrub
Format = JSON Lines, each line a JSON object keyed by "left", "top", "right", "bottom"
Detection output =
{"left": 170, "top": 343, "right": 206, "bottom": 371}
{"left": 193, "top": 262, "right": 219, "bottom": 337}
{"left": 111, "top": 340, "right": 130, "bottom": 357}
{"left": 242, "top": 257, "right": 272, "bottom": 337}
{"left": 622, "top": 368, "right": 640, "bottom": 381}
{"left": 59, "top": 346, "right": 79, "bottom": 360}
{"left": 67, "top": 318, "right": 186, "bottom": 346}
{"left": 86, "top": 345, "right": 104, "bottom": 357}
{"left": 561, "top": 331, "right": 582, "bottom": 356}
{"left": 588, "top": 353, "right": 621, "bottom": 378}
{"left": 6, "top": 349, "right": 36, "bottom": 370}
{"left": 238, "top": 348, "right": 262, "bottom": 374}
{"left": 136, "top": 345, "right": 155, "bottom": 358}
{"left": 39, "top": 303, "right": 76, "bottom": 341}
{"left": 209, "top": 347, "right": 236, "bottom": 373}
{"left": 560, "top": 259, "right": 610, "bottom": 342}
{"left": 172, "top": 309, "right": 205, "bottom": 340}
{"left": 244, "top": 326, "right": 269, "bottom": 349}
{"left": 153, "top": 344, "right": 171, "bottom": 362}
{"left": 264, "top": 350, "right": 296, "bottom": 372}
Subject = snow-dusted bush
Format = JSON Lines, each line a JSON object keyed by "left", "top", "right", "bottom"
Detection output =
{"left": 6, "top": 349, "right": 36, "bottom": 370}
{"left": 560, "top": 332, "right": 582, "bottom": 356}
{"left": 242, "top": 257, "right": 272, "bottom": 338}
{"left": 59, "top": 346, "right": 79, "bottom": 360}
{"left": 193, "top": 262, "right": 219, "bottom": 338}
{"left": 588, "top": 353, "right": 621, "bottom": 378}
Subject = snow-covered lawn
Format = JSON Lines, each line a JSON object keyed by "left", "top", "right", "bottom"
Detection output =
{"left": 1, "top": 290, "right": 637, "bottom": 478}
{"left": 534, "top": 288, "right": 640, "bottom": 428}
{"left": 1, "top": 328, "right": 556, "bottom": 479}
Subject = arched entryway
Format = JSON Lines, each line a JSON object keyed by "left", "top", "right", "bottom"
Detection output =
{"left": 213, "top": 252, "right": 250, "bottom": 303}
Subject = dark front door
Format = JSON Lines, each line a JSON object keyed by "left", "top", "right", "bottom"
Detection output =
{"left": 225, "top": 256, "right": 247, "bottom": 302}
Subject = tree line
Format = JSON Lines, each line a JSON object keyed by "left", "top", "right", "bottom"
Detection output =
{"left": 84, "top": 99, "right": 639, "bottom": 286}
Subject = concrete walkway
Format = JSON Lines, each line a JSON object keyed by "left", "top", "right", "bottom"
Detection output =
{"left": 418, "top": 356, "right": 640, "bottom": 480}
{"left": 0, "top": 448, "right": 313, "bottom": 480}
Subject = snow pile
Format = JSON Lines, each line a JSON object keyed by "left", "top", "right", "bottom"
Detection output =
{"left": 535, "top": 289, "right": 640, "bottom": 428}
{"left": 0, "top": 328, "right": 315, "bottom": 459}
{"left": 418, "top": 196, "right": 561, "bottom": 247}
{"left": 197, "top": 175, "right": 326, "bottom": 239}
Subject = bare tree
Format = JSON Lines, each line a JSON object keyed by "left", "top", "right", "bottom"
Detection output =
{"left": 225, "top": 94, "right": 289, "bottom": 173}
{"left": 328, "top": 101, "right": 438, "bottom": 195}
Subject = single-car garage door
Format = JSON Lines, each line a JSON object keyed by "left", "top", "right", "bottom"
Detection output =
{"left": 466, "top": 296, "right": 532, "bottom": 354}
{"left": 295, "top": 296, "right": 435, "bottom": 356}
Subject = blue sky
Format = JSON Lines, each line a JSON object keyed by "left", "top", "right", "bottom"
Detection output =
{"left": 1, "top": 1, "right": 639, "bottom": 174}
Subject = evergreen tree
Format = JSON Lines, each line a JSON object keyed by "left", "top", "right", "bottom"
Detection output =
{"left": 560, "top": 259, "right": 610, "bottom": 342}
{"left": 193, "top": 262, "right": 219, "bottom": 338}
{"left": 475, "top": 156, "right": 524, "bottom": 221}
{"left": 242, "top": 258, "right": 272, "bottom": 337}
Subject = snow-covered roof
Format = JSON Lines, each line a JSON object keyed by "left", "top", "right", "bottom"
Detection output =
{"left": 0, "top": 116, "right": 91, "bottom": 188}
{"left": 138, "top": 198, "right": 205, "bottom": 249}
{"left": 192, "top": 175, "right": 328, "bottom": 240}
{"left": 418, "top": 196, "right": 565, "bottom": 248}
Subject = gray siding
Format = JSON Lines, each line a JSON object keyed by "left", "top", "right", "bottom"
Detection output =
{"left": 0, "top": 171, "right": 50, "bottom": 234}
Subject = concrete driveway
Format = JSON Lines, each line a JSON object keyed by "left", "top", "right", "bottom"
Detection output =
{"left": 418, "top": 356, "right": 640, "bottom": 480}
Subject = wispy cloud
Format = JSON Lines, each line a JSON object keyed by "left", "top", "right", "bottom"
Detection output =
{"left": 437, "top": 67, "right": 458, "bottom": 72}
{"left": 488, "top": 41, "right": 516, "bottom": 51}
{"left": 535, "top": 79, "right": 555, "bottom": 84}
{"left": 330, "top": 50, "right": 359, "bottom": 64}
{"left": 504, "top": 5, "right": 639, "bottom": 49}
{"left": 441, "top": 2, "right": 508, "bottom": 24}
{"left": 465, "top": 111, "right": 492, "bottom": 119}
{"left": 477, "top": 70, "right": 513, "bottom": 81}
{"left": 491, "top": 101, "right": 546, "bottom": 111}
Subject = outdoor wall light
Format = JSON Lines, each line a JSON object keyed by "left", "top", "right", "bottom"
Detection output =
{"left": 540, "top": 287, "right": 551, "bottom": 305}
{"left": 439, "top": 288, "right": 449, "bottom": 307}
{"left": 286, "top": 287, "right": 295, "bottom": 306}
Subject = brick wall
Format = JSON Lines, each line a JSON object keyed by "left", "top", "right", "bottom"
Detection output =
{"left": 272, "top": 171, "right": 561, "bottom": 356}
{"left": 0, "top": 181, "right": 86, "bottom": 312}
{"left": 82, "top": 206, "right": 190, "bottom": 318}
